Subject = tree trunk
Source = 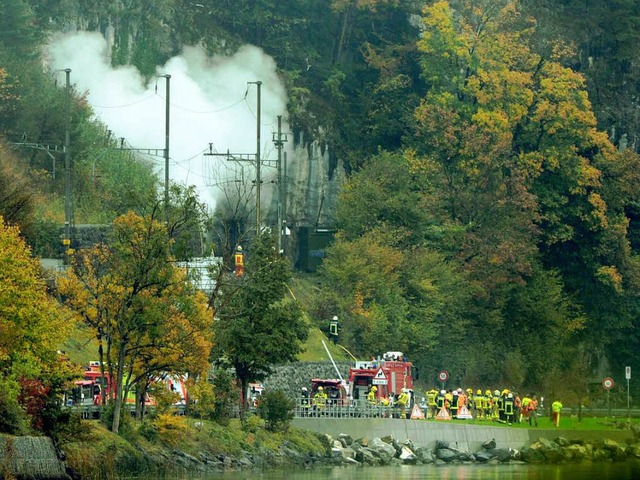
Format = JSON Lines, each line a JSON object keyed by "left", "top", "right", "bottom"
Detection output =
{"left": 98, "top": 336, "right": 107, "bottom": 406}
{"left": 239, "top": 376, "right": 248, "bottom": 422}
{"left": 111, "top": 345, "right": 127, "bottom": 433}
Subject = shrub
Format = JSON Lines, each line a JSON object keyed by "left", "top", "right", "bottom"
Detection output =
{"left": 138, "top": 420, "right": 159, "bottom": 442}
{"left": 257, "top": 389, "right": 295, "bottom": 432}
{"left": 190, "top": 370, "right": 238, "bottom": 425}
{"left": 153, "top": 413, "right": 188, "bottom": 447}
{"left": 0, "top": 378, "right": 29, "bottom": 435}
{"left": 242, "top": 413, "right": 262, "bottom": 433}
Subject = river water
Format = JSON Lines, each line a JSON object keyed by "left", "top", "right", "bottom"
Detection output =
{"left": 155, "top": 462, "right": 640, "bottom": 480}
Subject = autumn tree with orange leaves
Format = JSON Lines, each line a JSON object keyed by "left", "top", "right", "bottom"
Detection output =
{"left": 58, "top": 212, "right": 212, "bottom": 433}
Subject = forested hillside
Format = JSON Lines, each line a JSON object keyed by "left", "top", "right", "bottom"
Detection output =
{"left": 2, "top": 0, "right": 640, "bottom": 403}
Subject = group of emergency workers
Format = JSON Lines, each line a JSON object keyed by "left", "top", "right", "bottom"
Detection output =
{"left": 424, "top": 388, "right": 540, "bottom": 426}
{"left": 365, "top": 385, "right": 412, "bottom": 416}
{"left": 299, "top": 383, "right": 551, "bottom": 425}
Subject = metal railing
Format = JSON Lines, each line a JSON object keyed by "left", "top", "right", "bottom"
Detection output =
{"left": 63, "top": 404, "right": 187, "bottom": 419}
{"left": 293, "top": 398, "right": 410, "bottom": 419}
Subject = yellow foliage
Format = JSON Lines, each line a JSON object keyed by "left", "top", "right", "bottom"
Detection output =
{"left": 153, "top": 413, "right": 188, "bottom": 447}
{"left": 596, "top": 266, "right": 623, "bottom": 294}
{"left": 0, "top": 216, "right": 73, "bottom": 377}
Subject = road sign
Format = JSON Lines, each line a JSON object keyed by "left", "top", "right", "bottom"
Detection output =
{"left": 372, "top": 367, "right": 387, "bottom": 385}
{"left": 626, "top": 366, "right": 631, "bottom": 380}
{"left": 438, "top": 370, "right": 449, "bottom": 382}
{"left": 603, "top": 377, "right": 615, "bottom": 390}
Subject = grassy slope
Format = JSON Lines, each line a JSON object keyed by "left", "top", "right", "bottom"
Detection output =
{"left": 288, "top": 273, "right": 349, "bottom": 363}
{"left": 61, "top": 323, "right": 99, "bottom": 367}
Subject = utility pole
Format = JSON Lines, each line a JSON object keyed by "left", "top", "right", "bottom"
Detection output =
{"left": 63, "top": 68, "right": 72, "bottom": 264}
{"left": 118, "top": 75, "right": 171, "bottom": 224}
{"left": 163, "top": 74, "right": 171, "bottom": 225}
{"left": 283, "top": 151, "right": 288, "bottom": 253}
{"left": 206, "top": 81, "right": 269, "bottom": 237}
{"left": 272, "top": 115, "right": 288, "bottom": 253}
{"left": 249, "top": 80, "right": 262, "bottom": 235}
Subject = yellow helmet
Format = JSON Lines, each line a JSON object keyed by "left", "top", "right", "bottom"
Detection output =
{"left": 318, "top": 386, "right": 323, "bottom": 391}
{"left": 486, "top": 390, "right": 492, "bottom": 396}
{"left": 477, "top": 389, "right": 482, "bottom": 395}
{"left": 371, "top": 386, "right": 378, "bottom": 392}
{"left": 466, "top": 388, "right": 473, "bottom": 393}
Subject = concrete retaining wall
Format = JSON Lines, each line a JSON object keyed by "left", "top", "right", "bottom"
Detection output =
{"left": 292, "top": 418, "right": 635, "bottom": 452}
{"left": 0, "top": 435, "right": 68, "bottom": 479}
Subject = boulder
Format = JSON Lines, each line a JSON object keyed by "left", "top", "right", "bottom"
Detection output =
{"left": 370, "top": 437, "right": 397, "bottom": 458}
{"left": 627, "top": 444, "right": 640, "bottom": 458}
{"left": 520, "top": 447, "right": 544, "bottom": 463}
{"left": 399, "top": 446, "right": 418, "bottom": 464}
{"left": 474, "top": 450, "right": 494, "bottom": 463}
{"left": 355, "top": 448, "right": 379, "bottom": 466}
{"left": 401, "top": 439, "right": 416, "bottom": 451}
{"left": 354, "top": 437, "right": 369, "bottom": 447}
{"left": 562, "top": 444, "right": 588, "bottom": 461}
{"left": 436, "top": 440, "right": 450, "bottom": 450}
{"left": 391, "top": 439, "right": 403, "bottom": 456}
{"left": 369, "top": 438, "right": 395, "bottom": 464}
{"left": 488, "top": 448, "right": 511, "bottom": 462}
{"left": 338, "top": 433, "right": 353, "bottom": 446}
{"left": 611, "top": 445, "right": 627, "bottom": 461}
{"left": 510, "top": 448, "right": 521, "bottom": 461}
{"left": 414, "top": 447, "right": 435, "bottom": 464}
{"left": 341, "top": 447, "right": 356, "bottom": 461}
{"left": 380, "top": 435, "right": 395, "bottom": 444}
{"left": 592, "top": 448, "right": 611, "bottom": 461}
{"left": 482, "top": 439, "right": 496, "bottom": 450}
{"left": 436, "top": 448, "right": 458, "bottom": 462}
{"left": 598, "top": 438, "right": 626, "bottom": 460}
{"left": 532, "top": 438, "right": 563, "bottom": 463}
{"left": 457, "top": 450, "right": 475, "bottom": 462}
{"left": 331, "top": 447, "right": 343, "bottom": 459}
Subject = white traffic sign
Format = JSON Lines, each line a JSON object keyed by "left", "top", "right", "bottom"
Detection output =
{"left": 372, "top": 368, "right": 387, "bottom": 385}
{"left": 438, "top": 370, "right": 449, "bottom": 382}
{"left": 626, "top": 366, "right": 631, "bottom": 380}
{"left": 602, "top": 377, "right": 615, "bottom": 390}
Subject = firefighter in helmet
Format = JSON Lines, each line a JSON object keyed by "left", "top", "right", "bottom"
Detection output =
{"left": 367, "top": 385, "right": 378, "bottom": 405}
{"left": 312, "top": 386, "right": 328, "bottom": 416}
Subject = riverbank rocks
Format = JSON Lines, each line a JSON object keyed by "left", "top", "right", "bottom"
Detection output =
{"left": 519, "top": 435, "right": 640, "bottom": 464}
{"left": 325, "top": 430, "right": 640, "bottom": 467}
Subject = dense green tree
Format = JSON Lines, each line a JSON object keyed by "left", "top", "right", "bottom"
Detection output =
{"left": 0, "top": 0, "right": 44, "bottom": 59}
{"left": 211, "top": 234, "right": 307, "bottom": 417}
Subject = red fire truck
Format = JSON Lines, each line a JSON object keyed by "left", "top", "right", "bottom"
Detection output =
{"left": 348, "top": 351, "right": 414, "bottom": 405}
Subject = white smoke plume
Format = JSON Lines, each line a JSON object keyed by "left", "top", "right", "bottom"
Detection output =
{"left": 46, "top": 31, "right": 288, "bottom": 209}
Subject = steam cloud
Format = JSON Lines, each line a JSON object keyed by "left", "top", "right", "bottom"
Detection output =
{"left": 46, "top": 31, "right": 289, "bottom": 209}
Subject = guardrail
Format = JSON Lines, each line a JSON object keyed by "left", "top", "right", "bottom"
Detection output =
{"left": 293, "top": 398, "right": 411, "bottom": 419}
{"left": 291, "top": 399, "right": 640, "bottom": 420}
{"left": 558, "top": 407, "right": 640, "bottom": 418}
{"left": 63, "top": 404, "right": 187, "bottom": 419}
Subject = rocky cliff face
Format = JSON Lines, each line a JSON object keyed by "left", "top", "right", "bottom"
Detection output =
{"left": 282, "top": 134, "right": 344, "bottom": 230}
